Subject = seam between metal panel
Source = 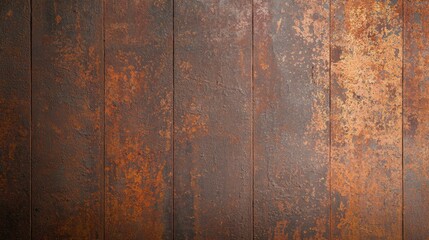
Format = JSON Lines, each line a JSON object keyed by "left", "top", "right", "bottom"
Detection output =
{"left": 329, "top": 0, "right": 332, "bottom": 239}
{"left": 103, "top": 0, "right": 106, "bottom": 239}
{"left": 30, "top": 0, "right": 33, "bottom": 238}
{"left": 172, "top": 0, "right": 175, "bottom": 238}
{"left": 401, "top": 0, "right": 405, "bottom": 239}
{"left": 251, "top": 0, "right": 255, "bottom": 239}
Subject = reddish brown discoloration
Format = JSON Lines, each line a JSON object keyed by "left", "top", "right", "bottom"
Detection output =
{"left": 6, "top": 1, "right": 429, "bottom": 238}
{"left": 174, "top": 0, "right": 252, "bottom": 238}
{"left": 0, "top": 0, "right": 31, "bottom": 238}
{"left": 105, "top": 0, "right": 173, "bottom": 239}
{"left": 32, "top": 1, "right": 104, "bottom": 238}
{"left": 331, "top": 0, "right": 402, "bottom": 239}
{"left": 404, "top": 1, "right": 429, "bottom": 238}
{"left": 254, "top": 0, "right": 330, "bottom": 239}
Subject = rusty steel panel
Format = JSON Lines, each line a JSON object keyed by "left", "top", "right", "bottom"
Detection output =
{"left": 0, "top": 0, "right": 31, "bottom": 238}
{"left": 404, "top": 1, "right": 429, "bottom": 238}
{"left": 105, "top": 0, "right": 173, "bottom": 239}
{"left": 174, "top": 0, "right": 252, "bottom": 238}
{"left": 331, "top": 0, "right": 402, "bottom": 239}
{"left": 32, "top": 1, "right": 104, "bottom": 239}
{"left": 254, "top": 0, "right": 330, "bottom": 239}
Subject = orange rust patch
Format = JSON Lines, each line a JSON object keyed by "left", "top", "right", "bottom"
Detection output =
{"left": 331, "top": 0, "right": 402, "bottom": 239}
{"left": 55, "top": 15, "right": 62, "bottom": 24}
{"left": 6, "top": 10, "right": 13, "bottom": 18}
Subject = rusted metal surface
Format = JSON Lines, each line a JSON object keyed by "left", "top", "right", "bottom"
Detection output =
{"left": 404, "top": 1, "right": 429, "bottom": 238}
{"left": 254, "top": 0, "right": 330, "bottom": 239}
{"left": 174, "top": 0, "right": 252, "bottom": 238}
{"left": 331, "top": 0, "right": 402, "bottom": 239}
{"left": 105, "top": 0, "right": 173, "bottom": 239}
{"left": 5, "top": 0, "right": 429, "bottom": 238}
{"left": 0, "top": 0, "right": 31, "bottom": 239}
{"left": 32, "top": 1, "right": 104, "bottom": 239}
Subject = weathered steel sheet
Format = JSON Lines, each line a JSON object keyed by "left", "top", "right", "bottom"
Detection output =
{"left": 0, "top": 0, "right": 31, "bottom": 238}
{"left": 404, "top": 1, "right": 429, "bottom": 239}
{"left": 105, "top": 0, "right": 173, "bottom": 239}
{"left": 254, "top": 0, "right": 330, "bottom": 238}
{"left": 331, "top": 0, "right": 402, "bottom": 239}
{"left": 32, "top": 1, "right": 104, "bottom": 238}
{"left": 174, "top": 0, "right": 253, "bottom": 238}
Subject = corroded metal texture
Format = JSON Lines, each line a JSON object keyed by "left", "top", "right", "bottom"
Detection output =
{"left": 331, "top": 0, "right": 402, "bottom": 239}
{"left": 0, "top": 0, "right": 31, "bottom": 239}
{"left": 174, "top": 0, "right": 252, "bottom": 238}
{"left": 32, "top": 1, "right": 104, "bottom": 239}
{"left": 5, "top": 0, "right": 429, "bottom": 238}
{"left": 254, "top": 0, "right": 330, "bottom": 239}
{"left": 404, "top": 1, "right": 429, "bottom": 238}
{"left": 105, "top": 0, "right": 173, "bottom": 239}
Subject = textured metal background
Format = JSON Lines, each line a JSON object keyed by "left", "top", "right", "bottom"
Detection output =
{"left": 1, "top": 0, "right": 427, "bottom": 239}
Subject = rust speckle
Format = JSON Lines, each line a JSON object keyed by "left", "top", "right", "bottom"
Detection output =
{"left": 55, "top": 15, "right": 62, "bottom": 24}
{"left": 6, "top": 10, "right": 13, "bottom": 18}
{"left": 273, "top": 220, "right": 289, "bottom": 239}
{"left": 181, "top": 113, "right": 208, "bottom": 140}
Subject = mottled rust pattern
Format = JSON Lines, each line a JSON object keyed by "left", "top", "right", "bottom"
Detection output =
{"left": 6, "top": 1, "right": 429, "bottom": 238}
{"left": 404, "top": 1, "right": 429, "bottom": 239}
{"left": 331, "top": 0, "right": 402, "bottom": 239}
{"left": 105, "top": 0, "right": 173, "bottom": 239}
{"left": 174, "top": 0, "right": 252, "bottom": 238}
{"left": 254, "top": 0, "right": 330, "bottom": 239}
{"left": 32, "top": 1, "right": 104, "bottom": 239}
{"left": 0, "top": 0, "right": 31, "bottom": 238}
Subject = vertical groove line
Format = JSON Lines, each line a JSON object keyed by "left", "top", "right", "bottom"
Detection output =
{"left": 103, "top": 0, "right": 106, "bottom": 238}
{"left": 328, "top": 0, "right": 332, "bottom": 239}
{"left": 30, "top": 0, "right": 33, "bottom": 238}
{"left": 251, "top": 0, "right": 255, "bottom": 239}
{"left": 401, "top": 0, "right": 405, "bottom": 239}
{"left": 172, "top": 0, "right": 175, "bottom": 238}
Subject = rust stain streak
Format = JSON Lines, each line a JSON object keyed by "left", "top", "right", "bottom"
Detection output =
{"left": 104, "top": 0, "right": 173, "bottom": 239}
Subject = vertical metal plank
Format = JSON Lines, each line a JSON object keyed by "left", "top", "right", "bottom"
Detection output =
{"left": 0, "top": 0, "right": 31, "bottom": 239}
{"left": 104, "top": 0, "right": 173, "bottom": 239}
{"left": 331, "top": 0, "right": 402, "bottom": 239}
{"left": 174, "top": 0, "right": 252, "bottom": 238}
{"left": 404, "top": 1, "right": 429, "bottom": 238}
{"left": 32, "top": 1, "right": 104, "bottom": 238}
{"left": 253, "top": 0, "right": 330, "bottom": 238}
